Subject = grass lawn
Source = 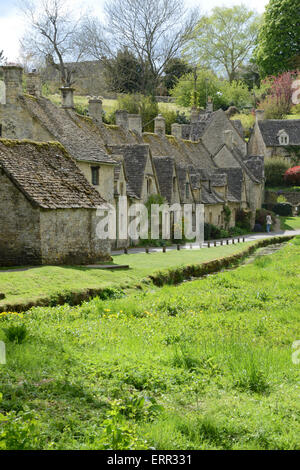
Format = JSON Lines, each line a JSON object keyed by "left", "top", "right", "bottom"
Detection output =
{"left": 0, "top": 243, "right": 255, "bottom": 309}
{"left": 280, "top": 216, "right": 300, "bottom": 230}
{"left": 0, "top": 237, "right": 299, "bottom": 450}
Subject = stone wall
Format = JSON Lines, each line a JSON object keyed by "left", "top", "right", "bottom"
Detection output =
{"left": 0, "top": 172, "right": 42, "bottom": 266}
{"left": 40, "top": 208, "right": 111, "bottom": 265}
{"left": 77, "top": 162, "right": 115, "bottom": 204}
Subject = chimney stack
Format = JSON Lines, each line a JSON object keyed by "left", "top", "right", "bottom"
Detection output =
{"left": 26, "top": 71, "right": 42, "bottom": 98}
{"left": 2, "top": 65, "right": 23, "bottom": 104}
{"left": 88, "top": 97, "right": 103, "bottom": 122}
{"left": 115, "top": 110, "right": 129, "bottom": 130}
{"left": 154, "top": 114, "right": 166, "bottom": 136}
{"left": 206, "top": 96, "right": 213, "bottom": 113}
{"left": 171, "top": 123, "right": 182, "bottom": 139}
{"left": 255, "top": 109, "right": 265, "bottom": 122}
{"left": 60, "top": 86, "right": 75, "bottom": 109}
{"left": 190, "top": 107, "right": 199, "bottom": 124}
{"left": 128, "top": 114, "right": 142, "bottom": 135}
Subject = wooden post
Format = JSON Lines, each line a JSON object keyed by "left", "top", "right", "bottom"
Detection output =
{"left": 214, "top": 240, "right": 217, "bottom": 247}
{"left": 124, "top": 247, "right": 128, "bottom": 254}
{"left": 243, "top": 237, "right": 245, "bottom": 243}
{"left": 163, "top": 246, "right": 166, "bottom": 253}
{"left": 226, "top": 239, "right": 229, "bottom": 245}
{"left": 146, "top": 247, "right": 149, "bottom": 253}
{"left": 208, "top": 241, "right": 211, "bottom": 248}
{"left": 177, "top": 244, "right": 180, "bottom": 251}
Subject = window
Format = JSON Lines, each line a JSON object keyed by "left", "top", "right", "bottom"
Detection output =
{"left": 0, "top": 124, "right": 2, "bottom": 137}
{"left": 278, "top": 130, "right": 289, "bottom": 145}
{"left": 147, "top": 178, "right": 152, "bottom": 194}
{"left": 91, "top": 166, "right": 99, "bottom": 186}
{"left": 120, "top": 182, "right": 124, "bottom": 195}
{"left": 185, "top": 182, "right": 189, "bottom": 198}
{"left": 173, "top": 176, "right": 176, "bottom": 193}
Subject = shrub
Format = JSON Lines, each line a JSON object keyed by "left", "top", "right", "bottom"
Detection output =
{"left": 273, "top": 203, "right": 293, "bottom": 216}
{"left": 284, "top": 166, "right": 300, "bottom": 186}
{"left": 3, "top": 324, "right": 27, "bottom": 344}
{"left": 265, "top": 158, "right": 290, "bottom": 187}
{"left": 255, "top": 209, "right": 276, "bottom": 230}
{"left": 236, "top": 209, "right": 252, "bottom": 231}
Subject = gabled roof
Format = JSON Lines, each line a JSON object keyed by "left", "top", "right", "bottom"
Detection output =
{"left": 243, "top": 155, "right": 265, "bottom": 182}
{"left": 215, "top": 167, "right": 244, "bottom": 201}
{"left": 258, "top": 120, "right": 300, "bottom": 146}
{"left": 0, "top": 139, "right": 107, "bottom": 209}
{"left": 21, "top": 96, "right": 116, "bottom": 164}
{"left": 201, "top": 185, "right": 224, "bottom": 205}
{"left": 153, "top": 156, "right": 176, "bottom": 203}
{"left": 107, "top": 144, "right": 151, "bottom": 199}
{"left": 176, "top": 164, "right": 194, "bottom": 202}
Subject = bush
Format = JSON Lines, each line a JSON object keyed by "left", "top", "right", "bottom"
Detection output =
{"left": 284, "top": 166, "right": 300, "bottom": 186}
{"left": 236, "top": 209, "right": 252, "bottom": 231}
{"left": 3, "top": 324, "right": 27, "bottom": 344}
{"left": 265, "top": 158, "right": 290, "bottom": 187}
{"left": 253, "top": 223, "right": 263, "bottom": 232}
{"left": 273, "top": 203, "right": 293, "bottom": 216}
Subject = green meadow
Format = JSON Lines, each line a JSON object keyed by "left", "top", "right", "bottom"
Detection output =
{"left": 0, "top": 237, "right": 299, "bottom": 450}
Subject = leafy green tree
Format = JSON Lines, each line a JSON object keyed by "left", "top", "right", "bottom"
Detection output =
{"left": 255, "top": 0, "right": 300, "bottom": 77}
{"left": 162, "top": 58, "right": 192, "bottom": 92}
{"left": 103, "top": 49, "right": 144, "bottom": 94}
{"left": 186, "top": 6, "right": 261, "bottom": 82}
{"left": 171, "top": 70, "right": 251, "bottom": 110}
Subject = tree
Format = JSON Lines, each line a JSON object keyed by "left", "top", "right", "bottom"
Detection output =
{"left": 103, "top": 49, "right": 144, "bottom": 94}
{"left": 171, "top": 70, "right": 251, "bottom": 110}
{"left": 186, "top": 6, "right": 261, "bottom": 82}
{"left": 20, "top": 0, "right": 88, "bottom": 86}
{"left": 259, "top": 71, "right": 299, "bottom": 118}
{"left": 255, "top": 0, "right": 300, "bottom": 77}
{"left": 82, "top": 0, "right": 198, "bottom": 96}
{"left": 162, "top": 58, "right": 192, "bottom": 92}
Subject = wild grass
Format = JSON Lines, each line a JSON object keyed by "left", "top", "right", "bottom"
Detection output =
{"left": 0, "top": 237, "right": 299, "bottom": 449}
{"left": 0, "top": 242, "right": 256, "bottom": 310}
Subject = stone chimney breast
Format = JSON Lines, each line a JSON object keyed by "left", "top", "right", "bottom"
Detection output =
{"left": 171, "top": 123, "right": 182, "bottom": 139}
{"left": 128, "top": 114, "right": 142, "bottom": 135}
{"left": 116, "top": 110, "right": 129, "bottom": 130}
{"left": 255, "top": 109, "right": 265, "bottom": 122}
{"left": 154, "top": 114, "right": 166, "bottom": 136}
{"left": 60, "top": 86, "right": 75, "bottom": 109}
{"left": 26, "top": 71, "right": 42, "bottom": 98}
{"left": 2, "top": 65, "right": 23, "bottom": 104}
{"left": 88, "top": 97, "right": 103, "bottom": 122}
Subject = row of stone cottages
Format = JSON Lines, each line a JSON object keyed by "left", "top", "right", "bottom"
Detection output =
{"left": 0, "top": 65, "right": 264, "bottom": 266}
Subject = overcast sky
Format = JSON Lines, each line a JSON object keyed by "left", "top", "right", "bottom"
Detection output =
{"left": 0, "top": 0, "right": 269, "bottom": 62}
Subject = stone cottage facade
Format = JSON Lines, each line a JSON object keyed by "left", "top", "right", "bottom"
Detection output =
{"left": 0, "top": 140, "right": 111, "bottom": 266}
{"left": 248, "top": 111, "right": 300, "bottom": 163}
{"left": 0, "top": 65, "right": 265, "bottom": 262}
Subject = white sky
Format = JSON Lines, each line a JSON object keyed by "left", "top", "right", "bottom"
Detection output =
{"left": 0, "top": 0, "right": 269, "bottom": 62}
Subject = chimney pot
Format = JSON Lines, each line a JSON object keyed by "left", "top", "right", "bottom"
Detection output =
{"left": 115, "top": 110, "right": 129, "bottom": 130}
{"left": 154, "top": 114, "right": 166, "bottom": 136}
{"left": 88, "top": 97, "right": 103, "bottom": 122}
{"left": 60, "top": 86, "right": 75, "bottom": 109}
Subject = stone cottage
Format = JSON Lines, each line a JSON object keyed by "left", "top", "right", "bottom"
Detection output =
{"left": 248, "top": 110, "right": 300, "bottom": 163}
{"left": 0, "top": 139, "right": 111, "bottom": 266}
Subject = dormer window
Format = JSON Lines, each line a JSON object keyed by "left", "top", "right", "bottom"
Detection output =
{"left": 278, "top": 129, "right": 289, "bottom": 145}
{"left": 147, "top": 178, "right": 152, "bottom": 194}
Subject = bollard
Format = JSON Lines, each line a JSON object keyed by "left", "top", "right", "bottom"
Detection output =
{"left": 124, "top": 247, "right": 128, "bottom": 254}
{"left": 163, "top": 246, "right": 166, "bottom": 253}
{"left": 226, "top": 239, "right": 229, "bottom": 245}
{"left": 208, "top": 241, "right": 211, "bottom": 248}
{"left": 177, "top": 244, "right": 180, "bottom": 251}
{"left": 243, "top": 237, "right": 245, "bottom": 243}
{"left": 214, "top": 240, "right": 217, "bottom": 247}
{"left": 199, "top": 242, "right": 202, "bottom": 249}
{"left": 190, "top": 244, "right": 193, "bottom": 250}
{"left": 238, "top": 237, "right": 240, "bottom": 243}
{"left": 146, "top": 247, "right": 149, "bottom": 254}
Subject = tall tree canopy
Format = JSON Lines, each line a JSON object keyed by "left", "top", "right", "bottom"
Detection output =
{"left": 82, "top": 0, "right": 198, "bottom": 95}
{"left": 20, "top": 0, "right": 88, "bottom": 86}
{"left": 255, "top": 0, "right": 300, "bottom": 77}
{"left": 186, "top": 5, "right": 261, "bottom": 82}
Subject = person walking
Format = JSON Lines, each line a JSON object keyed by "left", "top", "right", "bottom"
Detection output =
{"left": 266, "top": 214, "right": 272, "bottom": 233}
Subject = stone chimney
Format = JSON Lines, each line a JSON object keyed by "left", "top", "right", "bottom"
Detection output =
{"left": 171, "top": 123, "right": 182, "bottom": 139}
{"left": 190, "top": 107, "right": 199, "bottom": 124}
{"left": 115, "top": 110, "right": 129, "bottom": 130}
{"left": 26, "top": 71, "right": 42, "bottom": 98}
{"left": 206, "top": 96, "right": 213, "bottom": 113}
{"left": 224, "top": 130, "right": 234, "bottom": 150}
{"left": 154, "top": 114, "right": 166, "bottom": 136}
{"left": 60, "top": 86, "right": 75, "bottom": 109}
{"left": 88, "top": 97, "right": 103, "bottom": 122}
{"left": 128, "top": 114, "right": 142, "bottom": 135}
{"left": 2, "top": 65, "right": 23, "bottom": 104}
{"left": 255, "top": 109, "right": 265, "bottom": 122}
